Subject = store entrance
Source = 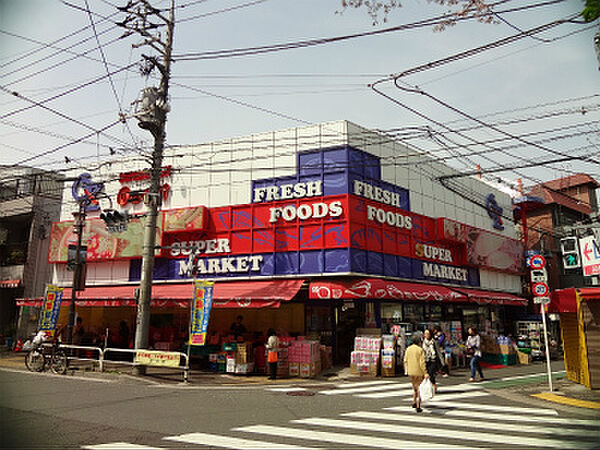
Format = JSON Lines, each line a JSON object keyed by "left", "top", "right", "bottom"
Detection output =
{"left": 335, "top": 301, "right": 364, "bottom": 364}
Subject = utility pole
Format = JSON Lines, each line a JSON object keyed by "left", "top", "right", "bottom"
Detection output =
{"left": 117, "top": 0, "right": 175, "bottom": 373}
{"left": 67, "top": 201, "right": 85, "bottom": 344}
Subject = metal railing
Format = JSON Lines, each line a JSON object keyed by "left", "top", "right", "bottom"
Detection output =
{"left": 39, "top": 344, "right": 190, "bottom": 383}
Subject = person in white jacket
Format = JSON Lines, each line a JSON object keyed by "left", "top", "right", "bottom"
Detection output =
{"left": 266, "top": 328, "right": 279, "bottom": 380}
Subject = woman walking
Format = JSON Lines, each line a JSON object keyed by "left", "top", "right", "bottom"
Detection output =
{"left": 266, "top": 328, "right": 279, "bottom": 380}
{"left": 422, "top": 329, "right": 444, "bottom": 393}
{"left": 467, "top": 327, "right": 485, "bottom": 382}
{"left": 404, "top": 333, "right": 429, "bottom": 413}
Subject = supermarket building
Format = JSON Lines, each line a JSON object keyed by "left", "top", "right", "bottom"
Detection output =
{"left": 19, "top": 120, "right": 527, "bottom": 363}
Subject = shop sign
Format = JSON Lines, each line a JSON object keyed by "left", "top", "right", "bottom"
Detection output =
{"left": 579, "top": 235, "right": 600, "bottom": 276}
{"left": 71, "top": 173, "right": 104, "bottom": 212}
{"left": 134, "top": 350, "right": 180, "bottom": 368}
{"left": 253, "top": 180, "right": 322, "bottom": 202}
{"left": 39, "top": 285, "right": 64, "bottom": 337}
{"left": 178, "top": 254, "right": 263, "bottom": 277}
{"left": 486, "top": 193, "right": 504, "bottom": 231}
{"left": 269, "top": 200, "right": 343, "bottom": 223}
{"left": 366, "top": 204, "right": 412, "bottom": 230}
{"left": 415, "top": 243, "right": 453, "bottom": 263}
{"left": 117, "top": 166, "right": 172, "bottom": 207}
{"left": 466, "top": 226, "right": 523, "bottom": 274}
{"left": 116, "top": 184, "right": 170, "bottom": 207}
{"left": 353, "top": 180, "right": 403, "bottom": 208}
{"left": 189, "top": 280, "right": 214, "bottom": 346}
{"left": 422, "top": 262, "right": 468, "bottom": 282}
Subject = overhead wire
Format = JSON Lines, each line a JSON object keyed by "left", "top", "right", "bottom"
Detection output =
{"left": 172, "top": 0, "right": 565, "bottom": 60}
{"left": 83, "top": 0, "right": 141, "bottom": 153}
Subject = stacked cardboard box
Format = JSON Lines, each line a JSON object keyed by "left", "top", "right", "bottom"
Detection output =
{"left": 351, "top": 336, "right": 381, "bottom": 376}
{"left": 380, "top": 335, "right": 396, "bottom": 377}
{"left": 288, "top": 339, "right": 321, "bottom": 378}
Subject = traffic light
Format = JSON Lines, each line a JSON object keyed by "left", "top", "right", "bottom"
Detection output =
{"left": 561, "top": 237, "right": 581, "bottom": 269}
{"left": 100, "top": 210, "right": 129, "bottom": 232}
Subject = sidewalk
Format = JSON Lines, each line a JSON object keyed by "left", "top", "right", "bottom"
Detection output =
{"left": 2, "top": 349, "right": 599, "bottom": 413}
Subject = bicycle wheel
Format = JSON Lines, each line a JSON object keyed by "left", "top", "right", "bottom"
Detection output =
{"left": 50, "top": 350, "right": 68, "bottom": 375}
{"left": 25, "top": 349, "right": 45, "bottom": 372}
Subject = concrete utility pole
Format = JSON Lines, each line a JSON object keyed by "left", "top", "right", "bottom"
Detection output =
{"left": 67, "top": 202, "right": 85, "bottom": 344}
{"left": 117, "top": 0, "right": 175, "bottom": 372}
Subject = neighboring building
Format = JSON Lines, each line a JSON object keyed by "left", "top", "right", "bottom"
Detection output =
{"left": 517, "top": 174, "right": 600, "bottom": 389}
{"left": 21, "top": 121, "right": 528, "bottom": 363}
{"left": 0, "top": 166, "right": 63, "bottom": 340}
{"left": 518, "top": 173, "right": 600, "bottom": 291}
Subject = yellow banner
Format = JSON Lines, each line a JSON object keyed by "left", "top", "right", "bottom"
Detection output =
{"left": 134, "top": 350, "right": 181, "bottom": 368}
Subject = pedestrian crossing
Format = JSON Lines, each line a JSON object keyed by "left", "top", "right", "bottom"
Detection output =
{"left": 268, "top": 380, "right": 487, "bottom": 400}
{"left": 82, "top": 385, "right": 600, "bottom": 450}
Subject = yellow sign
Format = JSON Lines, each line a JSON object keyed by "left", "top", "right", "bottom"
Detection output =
{"left": 134, "top": 350, "right": 181, "bottom": 368}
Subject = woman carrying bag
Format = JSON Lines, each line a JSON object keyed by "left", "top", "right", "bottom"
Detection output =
{"left": 422, "top": 329, "right": 445, "bottom": 394}
{"left": 467, "top": 327, "right": 485, "bottom": 382}
{"left": 266, "top": 328, "right": 279, "bottom": 380}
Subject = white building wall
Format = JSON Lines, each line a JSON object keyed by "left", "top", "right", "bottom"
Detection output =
{"left": 56, "top": 120, "right": 522, "bottom": 292}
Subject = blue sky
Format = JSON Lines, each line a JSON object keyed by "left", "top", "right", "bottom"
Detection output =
{"left": 1, "top": 0, "right": 599, "bottom": 188}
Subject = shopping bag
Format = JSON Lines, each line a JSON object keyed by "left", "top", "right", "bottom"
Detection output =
{"left": 419, "top": 378, "right": 435, "bottom": 403}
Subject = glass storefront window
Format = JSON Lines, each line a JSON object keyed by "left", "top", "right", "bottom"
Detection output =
{"left": 381, "top": 303, "right": 403, "bottom": 334}
{"left": 403, "top": 303, "right": 424, "bottom": 325}
{"left": 426, "top": 304, "right": 442, "bottom": 322}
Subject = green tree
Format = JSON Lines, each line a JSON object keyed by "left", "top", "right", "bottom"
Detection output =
{"left": 583, "top": 0, "right": 600, "bottom": 22}
{"left": 339, "top": 0, "right": 496, "bottom": 26}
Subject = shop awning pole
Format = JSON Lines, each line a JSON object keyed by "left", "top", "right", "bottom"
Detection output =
{"left": 540, "top": 303, "right": 553, "bottom": 392}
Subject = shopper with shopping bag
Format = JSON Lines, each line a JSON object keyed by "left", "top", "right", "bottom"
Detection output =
{"left": 422, "top": 329, "right": 445, "bottom": 393}
{"left": 403, "top": 333, "right": 429, "bottom": 413}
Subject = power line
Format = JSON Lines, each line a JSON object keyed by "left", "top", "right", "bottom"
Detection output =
{"left": 172, "top": 0, "right": 566, "bottom": 60}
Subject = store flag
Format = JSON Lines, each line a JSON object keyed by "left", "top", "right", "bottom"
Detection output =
{"left": 39, "top": 284, "right": 64, "bottom": 337}
{"left": 189, "top": 280, "right": 214, "bottom": 345}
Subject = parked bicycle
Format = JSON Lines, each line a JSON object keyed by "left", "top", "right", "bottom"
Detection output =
{"left": 24, "top": 331, "right": 68, "bottom": 374}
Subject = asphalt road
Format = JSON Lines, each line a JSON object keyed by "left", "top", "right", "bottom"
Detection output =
{"left": 2, "top": 368, "right": 599, "bottom": 449}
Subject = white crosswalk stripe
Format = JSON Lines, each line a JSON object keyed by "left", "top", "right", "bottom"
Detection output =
{"left": 165, "top": 432, "right": 317, "bottom": 449}
{"left": 291, "top": 417, "right": 593, "bottom": 448}
{"left": 386, "top": 400, "right": 560, "bottom": 416}
{"left": 266, "top": 387, "right": 308, "bottom": 392}
{"left": 422, "top": 408, "right": 600, "bottom": 426}
{"left": 234, "top": 425, "right": 467, "bottom": 449}
{"left": 83, "top": 385, "right": 599, "bottom": 450}
{"left": 319, "top": 382, "right": 411, "bottom": 395}
{"left": 357, "top": 382, "right": 483, "bottom": 398}
{"left": 342, "top": 411, "right": 600, "bottom": 438}
{"left": 82, "top": 444, "right": 161, "bottom": 450}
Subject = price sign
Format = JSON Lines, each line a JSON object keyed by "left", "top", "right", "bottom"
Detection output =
{"left": 532, "top": 282, "right": 549, "bottom": 297}
{"left": 529, "top": 255, "right": 546, "bottom": 270}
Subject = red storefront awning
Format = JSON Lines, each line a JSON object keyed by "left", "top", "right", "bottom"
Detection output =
{"left": 16, "top": 279, "right": 304, "bottom": 309}
{"left": 309, "top": 278, "right": 467, "bottom": 302}
{"left": 549, "top": 287, "right": 600, "bottom": 313}
{"left": 453, "top": 288, "right": 527, "bottom": 306}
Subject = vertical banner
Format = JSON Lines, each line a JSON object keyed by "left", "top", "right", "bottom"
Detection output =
{"left": 39, "top": 285, "right": 64, "bottom": 336}
{"left": 189, "top": 280, "right": 214, "bottom": 346}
